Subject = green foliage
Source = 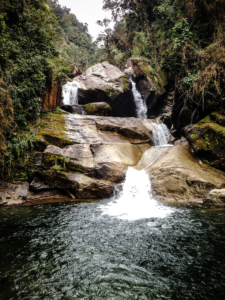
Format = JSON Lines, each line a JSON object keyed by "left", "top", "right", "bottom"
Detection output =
{"left": 172, "top": 18, "right": 193, "bottom": 50}
{"left": 1, "top": 0, "right": 60, "bottom": 129}
{"left": 52, "top": 164, "right": 63, "bottom": 172}
{"left": 0, "top": 0, "right": 101, "bottom": 180}
{"left": 6, "top": 131, "right": 36, "bottom": 179}
{"left": 47, "top": 0, "right": 102, "bottom": 71}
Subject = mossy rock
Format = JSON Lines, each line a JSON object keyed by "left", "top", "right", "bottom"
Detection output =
{"left": 33, "top": 110, "right": 80, "bottom": 148}
{"left": 188, "top": 113, "right": 225, "bottom": 171}
{"left": 211, "top": 112, "right": 225, "bottom": 127}
{"left": 83, "top": 102, "right": 111, "bottom": 116}
{"left": 122, "top": 75, "right": 130, "bottom": 91}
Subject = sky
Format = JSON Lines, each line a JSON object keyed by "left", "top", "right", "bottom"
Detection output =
{"left": 57, "top": 0, "right": 112, "bottom": 40}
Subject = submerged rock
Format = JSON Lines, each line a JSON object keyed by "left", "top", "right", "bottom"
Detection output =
{"left": 188, "top": 112, "right": 225, "bottom": 171}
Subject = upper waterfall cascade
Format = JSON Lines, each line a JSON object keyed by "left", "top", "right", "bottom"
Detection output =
{"left": 62, "top": 81, "right": 81, "bottom": 106}
{"left": 131, "top": 79, "right": 148, "bottom": 119}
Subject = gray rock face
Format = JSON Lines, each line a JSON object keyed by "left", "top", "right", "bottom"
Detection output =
{"left": 76, "top": 61, "right": 128, "bottom": 102}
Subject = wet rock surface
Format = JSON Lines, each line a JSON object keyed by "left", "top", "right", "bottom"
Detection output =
{"left": 204, "top": 189, "right": 225, "bottom": 207}
{"left": 144, "top": 145, "right": 225, "bottom": 204}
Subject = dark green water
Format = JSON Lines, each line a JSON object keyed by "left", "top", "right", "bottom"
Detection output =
{"left": 0, "top": 201, "right": 225, "bottom": 300}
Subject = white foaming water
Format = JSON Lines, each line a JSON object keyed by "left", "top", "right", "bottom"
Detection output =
{"left": 131, "top": 80, "right": 148, "bottom": 119}
{"left": 152, "top": 122, "right": 171, "bottom": 146}
{"left": 62, "top": 81, "right": 81, "bottom": 106}
{"left": 101, "top": 168, "right": 173, "bottom": 220}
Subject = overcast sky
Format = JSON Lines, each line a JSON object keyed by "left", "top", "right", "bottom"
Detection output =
{"left": 57, "top": 0, "right": 112, "bottom": 40}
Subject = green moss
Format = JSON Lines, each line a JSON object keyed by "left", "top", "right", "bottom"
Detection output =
{"left": 33, "top": 111, "right": 78, "bottom": 148}
{"left": 122, "top": 75, "right": 130, "bottom": 91}
{"left": 211, "top": 112, "right": 225, "bottom": 127}
{"left": 189, "top": 114, "right": 225, "bottom": 171}
{"left": 83, "top": 103, "right": 111, "bottom": 116}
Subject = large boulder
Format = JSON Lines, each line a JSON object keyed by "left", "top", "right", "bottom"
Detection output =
{"left": 188, "top": 112, "right": 225, "bottom": 171}
{"left": 38, "top": 171, "right": 115, "bottom": 199}
{"left": 143, "top": 144, "right": 225, "bottom": 203}
{"left": 75, "top": 61, "right": 137, "bottom": 117}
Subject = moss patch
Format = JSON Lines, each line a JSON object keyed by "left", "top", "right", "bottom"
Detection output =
{"left": 122, "top": 75, "right": 130, "bottom": 91}
{"left": 189, "top": 113, "right": 225, "bottom": 171}
{"left": 83, "top": 103, "right": 111, "bottom": 116}
{"left": 33, "top": 110, "right": 79, "bottom": 148}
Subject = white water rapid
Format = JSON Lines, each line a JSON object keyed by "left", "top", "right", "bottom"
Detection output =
{"left": 101, "top": 168, "right": 174, "bottom": 220}
{"left": 131, "top": 79, "right": 148, "bottom": 119}
{"left": 151, "top": 122, "right": 171, "bottom": 146}
{"left": 101, "top": 121, "right": 173, "bottom": 221}
{"left": 62, "top": 81, "right": 81, "bottom": 106}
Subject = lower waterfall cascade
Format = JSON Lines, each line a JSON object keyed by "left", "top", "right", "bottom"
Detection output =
{"left": 101, "top": 122, "right": 173, "bottom": 220}
{"left": 130, "top": 79, "right": 148, "bottom": 119}
{"left": 62, "top": 81, "right": 81, "bottom": 106}
{"left": 101, "top": 167, "right": 174, "bottom": 220}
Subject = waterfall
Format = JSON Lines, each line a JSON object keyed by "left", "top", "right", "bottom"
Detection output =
{"left": 131, "top": 79, "right": 148, "bottom": 119}
{"left": 152, "top": 122, "right": 171, "bottom": 146}
{"left": 101, "top": 168, "right": 173, "bottom": 220}
{"left": 62, "top": 81, "right": 81, "bottom": 106}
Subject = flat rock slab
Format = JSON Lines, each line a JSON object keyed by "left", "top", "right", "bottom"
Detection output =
{"left": 35, "top": 111, "right": 154, "bottom": 148}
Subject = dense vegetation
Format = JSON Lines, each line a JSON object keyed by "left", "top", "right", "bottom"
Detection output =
{"left": 100, "top": 0, "right": 225, "bottom": 127}
{"left": 47, "top": 0, "right": 102, "bottom": 72}
{"left": 0, "top": 0, "right": 99, "bottom": 179}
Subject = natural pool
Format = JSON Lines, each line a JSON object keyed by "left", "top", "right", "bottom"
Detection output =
{"left": 0, "top": 198, "right": 225, "bottom": 300}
